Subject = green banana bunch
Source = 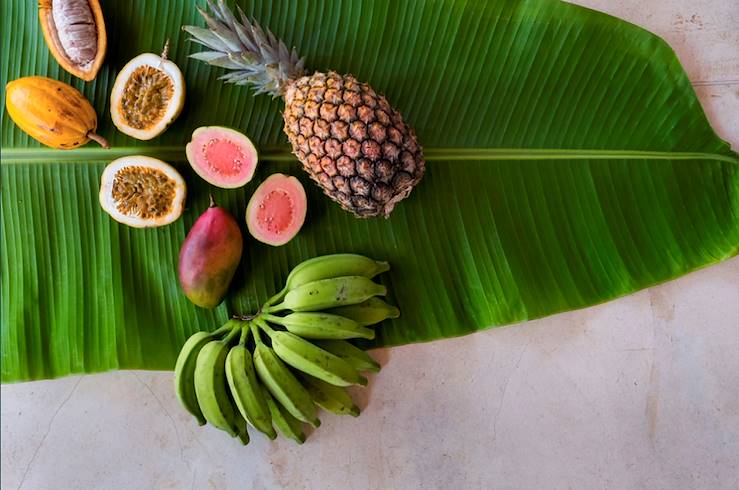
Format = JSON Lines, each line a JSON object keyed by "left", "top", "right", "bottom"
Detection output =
{"left": 312, "top": 340, "right": 381, "bottom": 373}
{"left": 264, "top": 389, "right": 306, "bottom": 444}
{"left": 271, "top": 276, "right": 387, "bottom": 312}
{"left": 326, "top": 297, "right": 401, "bottom": 326}
{"left": 268, "top": 254, "right": 390, "bottom": 305}
{"left": 300, "top": 374, "right": 360, "bottom": 417}
{"left": 225, "top": 328, "right": 277, "bottom": 440}
{"left": 194, "top": 327, "right": 242, "bottom": 437}
{"left": 265, "top": 312, "right": 375, "bottom": 340}
{"left": 265, "top": 327, "right": 367, "bottom": 387}
{"left": 172, "top": 252, "right": 397, "bottom": 447}
{"left": 252, "top": 324, "right": 321, "bottom": 427}
{"left": 174, "top": 321, "right": 236, "bottom": 426}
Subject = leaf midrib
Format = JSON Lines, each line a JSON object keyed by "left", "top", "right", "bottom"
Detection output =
{"left": 2, "top": 147, "right": 738, "bottom": 165}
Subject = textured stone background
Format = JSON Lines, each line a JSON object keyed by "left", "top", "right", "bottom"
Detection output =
{"left": 2, "top": 0, "right": 738, "bottom": 488}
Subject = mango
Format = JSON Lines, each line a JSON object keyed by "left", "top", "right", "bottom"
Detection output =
{"left": 179, "top": 197, "right": 243, "bottom": 308}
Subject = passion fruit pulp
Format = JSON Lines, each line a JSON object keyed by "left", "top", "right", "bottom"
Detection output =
{"left": 110, "top": 44, "right": 185, "bottom": 140}
{"left": 99, "top": 156, "right": 186, "bottom": 228}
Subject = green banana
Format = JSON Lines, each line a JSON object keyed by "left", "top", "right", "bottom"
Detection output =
{"left": 235, "top": 413, "right": 250, "bottom": 446}
{"left": 312, "top": 340, "right": 381, "bottom": 373}
{"left": 268, "top": 330, "right": 368, "bottom": 387}
{"left": 326, "top": 297, "right": 400, "bottom": 326}
{"left": 173, "top": 323, "right": 235, "bottom": 425}
{"left": 225, "top": 341, "right": 277, "bottom": 440}
{"left": 268, "top": 254, "right": 390, "bottom": 305}
{"left": 174, "top": 332, "right": 212, "bottom": 426}
{"left": 300, "top": 374, "right": 360, "bottom": 417}
{"left": 265, "top": 312, "right": 375, "bottom": 340}
{"left": 252, "top": 327, "right": 320, "bottom": 427}
{"left": 264, "top": 389, "right": 306, "bottom": 444}
{"left": 271, "top": 276, "right": 387, "bottom": 312}
{"left": 194, "top": 329, "right": 241, "bottom": 437}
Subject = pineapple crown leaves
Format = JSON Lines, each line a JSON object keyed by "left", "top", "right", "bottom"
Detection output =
{"left": 182, "top": 0, "right": 306, "bottom": 97}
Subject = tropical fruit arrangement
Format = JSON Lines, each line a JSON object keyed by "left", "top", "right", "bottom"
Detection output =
{"left": 5, "top": 0, "right": 425, "bottom": 222}
{"left": 182, "top": 2, "right": 426, "bottom": 218}
{"left": 175, "top": 254, "right": 400, "bottom": 444}
{"left": 4, "top": 0, "right": 412, "bottom": 445}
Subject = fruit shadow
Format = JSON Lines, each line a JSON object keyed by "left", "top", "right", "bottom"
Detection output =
{"left": 114, "top": 224, "right": 183, "bottom": 361}
{"left": 171, "top": 160, "right": 251, "bottom": 311}
{"left": 346, "top": 347, "right": 392, "bottom": 412}
{"left": 221, "top": 164, "right": 329, "bottom": 315}
{"left": 94, "top": 2, "right": 156, "bottom": 139}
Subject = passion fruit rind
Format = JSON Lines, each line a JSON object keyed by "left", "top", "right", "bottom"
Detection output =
{"left": 99, "top": 156, "right": 186, "bottom": 228}
{"left": 110, "top": 45, "right": 185, "bottom": 140}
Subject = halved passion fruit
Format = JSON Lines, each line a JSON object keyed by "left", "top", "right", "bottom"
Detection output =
{"left": 246, "top": 173, "right": 307, "bottom": 246}
{"left": 110, "top": 44, "right": 185, "bottom": 140}
{"left": 99, "top": 156, "right": 186, "bottom": 228}
{"left": 185, "top": 126, "right": 258, "bottom": 188}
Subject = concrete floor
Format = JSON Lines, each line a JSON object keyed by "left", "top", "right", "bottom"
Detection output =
{"left": 2, "top": 0, "right": 738, "bottom": 489}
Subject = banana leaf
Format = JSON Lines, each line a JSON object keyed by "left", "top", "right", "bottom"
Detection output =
{"left": 1, "top": 0, "right": 737, "bottom": 382}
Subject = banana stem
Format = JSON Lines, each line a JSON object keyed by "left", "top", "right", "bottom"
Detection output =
{"left": 264, "top": 287, "right": 287, "bottom": 308}
{"left": 222, "top": 325, "right": 242, "bottom": 345}
{"left": 210, "top": 323, "right": 234, "bottom": 338}
{"left": 250, "top": 322, "right": 263, "bottom": 344}
{"left": 265, "top": 302, "right": 287, "bottom": 313}
{"left": 255, "top": 318, "right": 276, "bottom": 338}
{"left": 263, "top": 314, "right": 285, "bottom": 326}
{"left": 238, "top": 323, "right": 250, "bottom": 346}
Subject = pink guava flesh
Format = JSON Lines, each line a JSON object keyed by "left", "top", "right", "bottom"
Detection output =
{"left": 246, "top": 174, "right": 307, "bottom": 246}
{"left": 256, "top": 190, "right": 295, "bottom": 234}
{"left": 203, "top": 138, "right": 247, "bottom": 178}
{"left": 186, "top": 126, "right": 258, "bottom": 188}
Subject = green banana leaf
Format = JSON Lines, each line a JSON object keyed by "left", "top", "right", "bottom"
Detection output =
{"left": 1, "top": 0, "right": 737, "bottom": 382}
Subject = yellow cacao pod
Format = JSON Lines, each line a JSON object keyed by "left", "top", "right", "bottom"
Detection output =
{"left": 5, "top": 76, "right": 109, "bottom": 149}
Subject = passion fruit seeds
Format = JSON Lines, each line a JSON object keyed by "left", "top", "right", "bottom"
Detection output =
{"left": 110, "top": 43, "right": 185, "bottom": 140}
{"left": 119, "top": 65, "right": 175, "bottom": 130}
{"left": 99, "top": 156, "right": 186, "bottom": 228}
{"left": 111, "top": 166, "right": 177, "bottom": 219}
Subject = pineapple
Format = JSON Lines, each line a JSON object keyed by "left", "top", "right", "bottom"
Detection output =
{"left": 184, "top": 0, "right": 425, "bottom": 218}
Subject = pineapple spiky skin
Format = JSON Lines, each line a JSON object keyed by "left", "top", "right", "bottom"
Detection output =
{"left": 283, "top": 72, "right": 425, "bottom": 218}
{"left": 184, "top": 1, "right": 425, "bottom": 217}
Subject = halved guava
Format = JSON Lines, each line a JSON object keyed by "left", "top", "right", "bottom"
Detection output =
{"left": 185, "top": 126, "right": 258, "bottom": 189}
{"left": 246, "top": 174, "right": 307, "bottom": 246}
{"left": 99, "top": 156, "right": 186, "bottom": 228}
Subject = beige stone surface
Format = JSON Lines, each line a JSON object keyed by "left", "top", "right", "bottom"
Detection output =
{"left": 2, "top": 1, "right": 738, "bottom": 489}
